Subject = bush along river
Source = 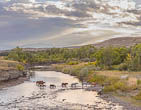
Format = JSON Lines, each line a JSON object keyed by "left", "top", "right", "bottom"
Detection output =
{"left": 0, "top": 70, "right": 127, "bottom": 110}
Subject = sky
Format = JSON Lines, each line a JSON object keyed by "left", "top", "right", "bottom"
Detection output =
{"left": 1, "top": 0, "right": 141, "bottom": 50}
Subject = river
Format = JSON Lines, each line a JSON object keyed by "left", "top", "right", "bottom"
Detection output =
{"left": 0, "top": 71, "right": 125, "bottom": 110}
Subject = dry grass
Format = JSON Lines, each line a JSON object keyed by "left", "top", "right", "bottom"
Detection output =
{"left": 94, "top": 71, "right": 141, "bottom": 79}
{"left": 127, "top": 77, "right": 138, "bottom": 88}
{"left": 0, "top": 60, "right": 19, "bottom": 70}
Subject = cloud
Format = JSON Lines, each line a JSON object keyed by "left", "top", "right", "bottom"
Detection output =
{"left": 4, "top": 0, "right": 140, "bottom": 26}
{"left": 1, "top": 0, "right": 141, "bottom": 49}
{"left": 7, "top": 0, "right": 36, "bottom": 3}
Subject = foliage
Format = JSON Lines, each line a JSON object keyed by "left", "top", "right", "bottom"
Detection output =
{"left": 16, "top": 64, "right": 24, "bottom": 71}
{"left": 67, "top": 61, "right": 79, "bottom": 65}
{"left": 137, "top": 80, "right": 141, "bottom": 85}
{"left": 134, "top": 91, "right": 141, "bottom": 100}
{"left": 6, "top": 43, "right": 141, "bottom": 71}
{"left": 103, "top": 80, "right": 129, "bottom": 93}
{"left": 94, "top": 47, "right": 128, "bottom": 69}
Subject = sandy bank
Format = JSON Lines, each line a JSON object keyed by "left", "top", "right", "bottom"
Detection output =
{"left": 0, "top": 77, "right": 28, "bottom": 89}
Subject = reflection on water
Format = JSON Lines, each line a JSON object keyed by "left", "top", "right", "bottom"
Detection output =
{"left": 0, "top": 71, "right": 124, "bottom": 110}
{"left": 30, "top": 71, "right": 80, "bottom": 85}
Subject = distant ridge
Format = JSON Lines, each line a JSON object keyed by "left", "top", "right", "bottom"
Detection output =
{"left": 93, "top": 37, "right": 141, "bottom": 48}
{"left": 1, "top": 37, "right": 141, "bottom": 54}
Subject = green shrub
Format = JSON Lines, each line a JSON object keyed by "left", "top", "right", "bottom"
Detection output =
{"left": 67, "top": 61, "right": 79, "bottom": 65}
{"left": 103, "top": 85, "right": 115, "bottom": 93}
{"left": 134, "top": 92, "right": 141, "bottom": 100}
{"left": 103, "top": 81, "right": 128, "bottom": 93}
{"left": 16, "top": 64, "right": 24, "bottom": 71}
{"left": 105, "top": 77, "right": 119, "bottom": 85}
{"left": 137, "top": 80, "right": 141, "bottom": 85}
{"left": 88, "top": 74, "right": 106, "bottom": 85}
{"left": 113, "top": 81, "right": 128, "bottom": 91}
{"left": 118, "top": 63, "right": 128, "bottom": 71}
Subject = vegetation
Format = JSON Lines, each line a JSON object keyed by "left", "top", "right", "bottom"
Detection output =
{"left": 5, "top": 44, "right": 141, "bottom": 71}
{"left": 134, "top": 92, "right": 141, "bottom": 100}
{"left": 16, "top": 64, "right": 24, "bottom": 71}
{"left": 0, "top": 59, "right": 23, "bottom": 70}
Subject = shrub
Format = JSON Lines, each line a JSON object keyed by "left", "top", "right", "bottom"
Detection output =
{"left": 113, "top": 81, "right": 128, "bottom": 92}
{"left": 118, "top": 63, "right": 128, "bottom": 71}
{"left": 137, "top": 80, "right": 141, "bottom": 85}
{"left": 16, "top": 64, "right": 24, "bottom": 71}
{"left": 62, "top": 68, "right": 71, "bottom": 74}
{"left": 134, "top": 92, "right": 141, "bottom": 100}
{"left": 105, "top": 77, "right": 119, "bottom": 85}
{"left": 103, "top": 81, "right": 129, "bottom": 93}
{"left": 88, "top": 74, "right": 106, "bottom": 85}
{"left": 87, "top": 62, "right": 97, "bottom": 66}
{"left": 103, "top": 85, "right": 116, "bottom": 93}
{"left": 67, "top": 61, "right": 79, "bottom": 65}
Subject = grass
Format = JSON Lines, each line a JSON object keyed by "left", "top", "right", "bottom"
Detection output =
{"left": 87, "top": 73, "right": 130, "bottom": 92}
{"left": 94, "top": 70, "right": 141, "bottom": 78}
{"left": 137, "top": 80, "right": 141, "bottom": 85}
{"left": 103, "top": 81, "right": 129, "bottom": 93}
{"left": 134, "top": 92, "right": 141, "bottom": 100}
{"left": 66, "top": 61, "right": 79, "bottom": 65}
{"left": 0, "top": 60, "right": 20, "bottom": 70}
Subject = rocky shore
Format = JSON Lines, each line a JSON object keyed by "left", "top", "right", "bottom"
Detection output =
{"left": 85, "top": 85, "right": 141, "bottom": 110}
{"left": 0, "top": 60, "right": 28, "bottom": 89}
{"left": 0, "top": 68, "right": 28, "bottom": 89}
{"left": 100, "top": 94, "right": 141, "bottom": 110}
{"left": 0, "top": 68, "right": 26, "bottom": 82}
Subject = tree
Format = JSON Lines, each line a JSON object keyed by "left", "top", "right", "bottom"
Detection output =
{"left": 79, "top": 67, "right": 89, "bottom": 88}
{"left": 8, "top": 47, "right": 26, "bottom": 62}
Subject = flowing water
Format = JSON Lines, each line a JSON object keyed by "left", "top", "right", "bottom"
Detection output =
{"left": 0, "top": 71, "right": 125, "bottom": 110}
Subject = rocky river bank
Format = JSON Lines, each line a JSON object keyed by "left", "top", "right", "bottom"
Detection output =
{"left": 0, "top": 69, "right": 26, "bottom": 82}
{"left": 0, "top": 68, "right": 28, "bottom": 89}
{"left": 0, "top": 60, "right": 28, "bottom": 89}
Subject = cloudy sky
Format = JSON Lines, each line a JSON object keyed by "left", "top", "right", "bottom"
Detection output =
{"left": 1, "top": 0, "right": 141, "bottom": 50}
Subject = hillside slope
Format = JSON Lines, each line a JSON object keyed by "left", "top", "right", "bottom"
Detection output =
{"left": 94, "top": 37, "right": 141, "bottom": 48}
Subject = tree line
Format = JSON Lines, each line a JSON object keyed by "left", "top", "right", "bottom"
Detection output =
{"left": 5, "top": 44, "right": 141, "bottom": 71}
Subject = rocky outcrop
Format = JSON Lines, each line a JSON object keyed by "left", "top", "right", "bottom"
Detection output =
{"left": 0, "top": 69, "right": 26, "bottom": 82}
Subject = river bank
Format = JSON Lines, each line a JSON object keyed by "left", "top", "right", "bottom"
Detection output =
{"left": 0, "top": 77, "right": 28, "bottom": 89}
{"left": 0, "top": 59, "right": 28, "bottom": 89}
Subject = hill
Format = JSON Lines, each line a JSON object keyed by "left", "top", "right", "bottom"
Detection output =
{"left": 94, "top": 37, "right": 141, "bottom": 48}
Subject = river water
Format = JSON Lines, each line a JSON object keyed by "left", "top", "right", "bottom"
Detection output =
{"left": 0, "top": 71, "right": 125, "bottom": 110}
